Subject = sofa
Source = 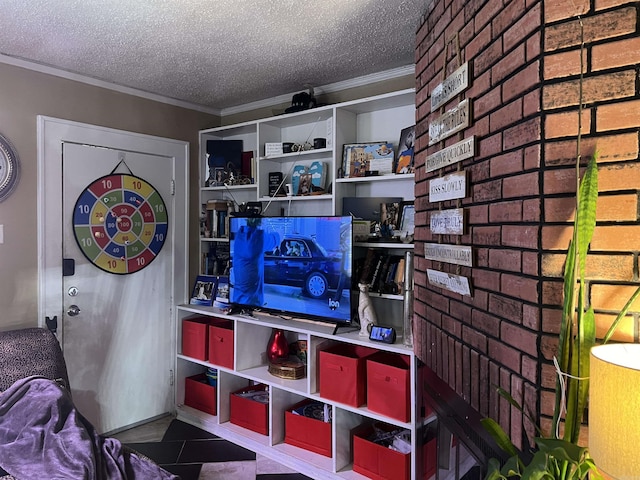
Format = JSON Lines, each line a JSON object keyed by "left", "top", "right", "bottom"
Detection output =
{"left": 0, "top": 327, "right": 177, "bottom": 480}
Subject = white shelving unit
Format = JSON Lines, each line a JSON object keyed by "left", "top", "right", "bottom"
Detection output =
{"left": 180, "top": 89, "right": 431, "bottom": 479}
{"left": 175, "top": 305, "right": 427, "bottom": 479}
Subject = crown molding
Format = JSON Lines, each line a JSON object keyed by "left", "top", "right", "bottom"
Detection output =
{"left": 1, "top": 53, "right": 414, "bottom": 118}
{"left": 220, "top": 65, "right": 415, "bottom": 117}
{"left": 0, "top": 54, "right": 222, "bottom": 115}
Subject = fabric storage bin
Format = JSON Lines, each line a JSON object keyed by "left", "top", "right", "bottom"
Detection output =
{"left": 352, "top": 423, "right": 411, "bottom": 480}
{"left": 284, "top": 400, "right": 332, "bottom": 457}
{"left": 184, "top": 373, "right": 217, "bottom": 415}
{"left": 230, "top": 384, "right": 269, "bottom": 435}
{"left": 319, "top": 343, "right": 377, "bottom": 407}
{"left": 367, "top": 352, "right": 411, "bottom": 422}
{"left": 182, "top": 316, "right": 209, "bottom": 360}
{"left": 207, "top": 318, "right": 234, "bottom": 369}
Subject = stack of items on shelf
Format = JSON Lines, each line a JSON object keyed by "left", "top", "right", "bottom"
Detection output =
{"left": 204, "top": 139, "right": 255, "bottom": 187}
{"left": 355, "top": 248, "right": 406, "bottom": 295}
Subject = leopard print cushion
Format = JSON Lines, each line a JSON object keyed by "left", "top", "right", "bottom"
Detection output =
{"left": 0, "top": 328, "right": 70, "bottom": 393}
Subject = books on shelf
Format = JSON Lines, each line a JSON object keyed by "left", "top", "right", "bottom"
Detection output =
{"left": 204, "top": 200, "right": 231, "bottom": 238}
{"left": 309, "top": 161, "right": 326, "bottom": 191}
{"left": 355, "top": 248, "right": 404, "bottom": 295}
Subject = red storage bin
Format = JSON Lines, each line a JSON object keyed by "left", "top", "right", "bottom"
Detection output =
{"left": 184, "top": 373, "right": 217, "bottom": 415}
{"left": 182, "top": 316, "right": 209, "bottom": 360}
{"left": 208, "top": 318, "right": 234, "bottom": 369}
{"left": 284, "top": 400, "right": 332, "bottom": 457}
{"left": 367, "top": 352, "right": 411, "bottom": 422}
{"left": 352, "top": 423, "right": 411, "bottom": 480}
{"left": 319, "top": 344, "right": 377, "bottom": 407}
{"left": 230, "top": 384, "right": 269, "bottom": 435}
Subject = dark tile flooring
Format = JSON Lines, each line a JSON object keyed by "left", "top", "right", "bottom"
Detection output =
{"left": 124, "top": 419, "right": 312, "bottom": 480}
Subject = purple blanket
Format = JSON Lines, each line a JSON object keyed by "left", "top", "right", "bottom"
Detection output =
{"left": 0, "top": 376, "right": 178, "bottom": 480}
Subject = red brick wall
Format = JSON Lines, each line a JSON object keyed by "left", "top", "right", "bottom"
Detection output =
{"left": 414, "top": 0, "right": 639, "bottom": 448}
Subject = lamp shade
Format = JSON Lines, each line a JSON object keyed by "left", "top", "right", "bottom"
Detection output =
{"left": 589, "top": 343, "right": 640, "bottom": 479}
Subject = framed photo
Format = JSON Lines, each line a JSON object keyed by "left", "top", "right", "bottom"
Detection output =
{"left": 395, "top": 125, "right": 415, "bottom": 174}
{"left": 190, "top": 275, "right": 218, "bottom": 306}
{"left": 342, "top": 142, "right": 394, "bottom": 178}
{"left": 399, "top": 201, "right": 415, "bottom": 235}
{"left": 379, "top": 201, "right": 400, "bottom": 238}
{"left": 297, "top": 172, "right": 312, "bottom": 195}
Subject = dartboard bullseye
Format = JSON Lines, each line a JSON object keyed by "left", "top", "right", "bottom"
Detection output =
{"left": 73, "top": 173, "right": 168, "bottom": 274}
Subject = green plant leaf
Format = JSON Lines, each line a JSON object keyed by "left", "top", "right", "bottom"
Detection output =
{"left": 603, "top": 285, "right": 640, "bottom": 344}
{"left": 536, "top": 437, "right": 587, "bottom": 463}
{"left": 481, "top": 417, "right": 520, "bottom": 458}
{"left": 485, "top": 458, "right": 507, "bottom": 480}
{"left": 576, "top": 154, "right": 598, "bottom": 278}
{"left": 501, "top": 456, "right": 523, "bottom": 477}
{"left": 520, "top": 450, "right": 551, "bottom": 480}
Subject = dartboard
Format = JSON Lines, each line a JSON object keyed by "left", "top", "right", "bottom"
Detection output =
{"left": 73, "top": 173, "right": 168, "bottom": 274}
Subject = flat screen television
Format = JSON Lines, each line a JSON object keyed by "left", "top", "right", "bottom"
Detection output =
{"left": 228, "top": 216, "right": 353, "bottom": 324}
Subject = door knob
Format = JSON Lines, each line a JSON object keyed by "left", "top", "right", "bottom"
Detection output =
{"left": 67, "top": 305, "right": 81, "bottom": 317}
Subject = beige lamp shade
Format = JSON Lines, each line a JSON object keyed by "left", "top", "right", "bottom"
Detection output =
{"left": 589, "top": 343, "right": 640, "bottom": 479}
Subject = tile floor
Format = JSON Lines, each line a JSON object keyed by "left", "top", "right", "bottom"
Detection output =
{"left": 112, "top": 416, "right": 311, "bottom": 480}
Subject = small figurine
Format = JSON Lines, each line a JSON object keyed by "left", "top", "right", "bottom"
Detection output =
{"left": 358, "top": 282, "right": 377, "bottom": 337}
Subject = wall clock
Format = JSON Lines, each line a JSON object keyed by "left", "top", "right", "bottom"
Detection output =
{"left": 0, "top": 133, "right": 20, "bottom": 202}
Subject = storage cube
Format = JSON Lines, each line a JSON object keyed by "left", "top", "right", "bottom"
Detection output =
{"left": 367, "top": 352, "right": 411, "bottom": 422}
{"left": 319, "top": 344, "right": 377, "bottom": 407}
{"left": 182, "top": 316, "right": 209, "bottom": 360}
{"left": 284, "top": 400, "right": 332, "bottom": 457}
{"left": 184, "top": 373, "right": 217, "bottom": 415}
{"left": 352, "top": 423, "right": 411, "bottom": 480}
{"left": 230, "top": 384, "right": 269, "bottom": 435}
{"left": 207, "top": 318, "right": 234, "bottom": 369}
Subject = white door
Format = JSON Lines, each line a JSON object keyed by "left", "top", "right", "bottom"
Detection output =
{"left": 38, "top": 117, "right": 189, "bottom": 435}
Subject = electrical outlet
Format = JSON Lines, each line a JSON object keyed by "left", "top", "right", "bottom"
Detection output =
{"left": 0, "top": 224, "right": 4, "bottom": 244}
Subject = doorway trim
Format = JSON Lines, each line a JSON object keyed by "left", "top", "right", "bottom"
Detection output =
{"left": 36, "top": 116, "right": 189, "bottom": 347}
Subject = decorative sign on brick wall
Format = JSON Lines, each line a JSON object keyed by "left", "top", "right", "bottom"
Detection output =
{"left": 428, "top": 99, "right": 471, "bottom": 146}
{"left": 430, "top": 208, "right": 465, "bottom": 235}
{"left": 431, "top": 62, "right": 469, "bottom": 112}
{"left": 429, "top": 171, "right": 466, "bottom": 202}
{"left": 427, "top": 269, "right": 472, "bottom": 296}
{"left": 426, "top": 136, "right": 475, "bottom": 173}
{"left": 424, "top": 243, "right": 473, "bottom": 267}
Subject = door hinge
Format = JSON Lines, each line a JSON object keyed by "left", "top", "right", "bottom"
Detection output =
{"left": 170, "top": 369, "right": 175, "bottom": 386}
{"left": 170, "top": 179, "right": 175, "bottom": 195}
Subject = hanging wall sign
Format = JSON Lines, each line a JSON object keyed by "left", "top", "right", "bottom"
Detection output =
{"left": 424, "top": 243, "right": 473, "bottom": 267}
{"left": 431, "top": 62, "right": 469, "bottom": 112}
{"left": 428, "top": 99, "right": 471, "bottom": 146}
{"left": 427, "top": 269, "right": 472, "bottom": 296}
{"left": 73, "top": 173, "right": 168, "bottom": 274}
{"left": 426, "top": 136, "right": 475, "bottom": 173}
{"left": 429, "top": 171, "right": 466, "bottom": 203}
{"left": 430, "top": 208, "right": 465, "bottom": 235}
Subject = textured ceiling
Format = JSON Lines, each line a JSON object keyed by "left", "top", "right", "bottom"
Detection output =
{"left": 0, "top": 0, "right": 425, "bottom": 111}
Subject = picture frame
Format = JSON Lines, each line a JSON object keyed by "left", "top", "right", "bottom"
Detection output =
{"left": 379, "top": 201, "right": 400, "bottom": 238}
{"left": 399, "top": 201, "right": 415, "bottom": 235}
{"left": 395, "top": 125, "right": 415, "bottom": 174}
{"left": 190, "top": 275, "right": 218, "bottom": 306}
{"left": 341, "top": 142, "right": 394, "bottom": 178}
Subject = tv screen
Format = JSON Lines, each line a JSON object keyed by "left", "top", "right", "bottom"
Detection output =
{"left": 229, "top": 216, "right": 353, "bottom": 324}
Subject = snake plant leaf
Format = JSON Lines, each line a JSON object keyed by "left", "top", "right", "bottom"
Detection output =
{"left": 576, "top": 154, "right": 598, "bottom": 279}
{"left": 603, "top": 285, "right": 640, "bottom": 344}
{"left": 481, "top": 417, "right": 520, "bottom": 458}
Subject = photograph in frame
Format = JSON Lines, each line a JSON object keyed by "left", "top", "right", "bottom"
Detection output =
{"left": 399, "top": 201, "right": 415, "bottom": 235}
{"left": 341, "top": 142, "right": 393, "bottom": 178}
{"left": 395, "top": 125, "right": 415, "bottom": 174}
{"left": 190, "top": 275, "right": 218, "bottom": 306}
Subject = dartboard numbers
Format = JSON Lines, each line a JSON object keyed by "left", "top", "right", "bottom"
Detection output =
{"left": 73, "top": 173, "right": 168, "bottom": 275}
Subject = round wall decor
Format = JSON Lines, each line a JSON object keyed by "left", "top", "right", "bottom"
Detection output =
{"left": 0, "top": 133, "right": 20, "bottom": 202}
{"left": 72, "top": 173, "right": 168, "bottom": 274}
